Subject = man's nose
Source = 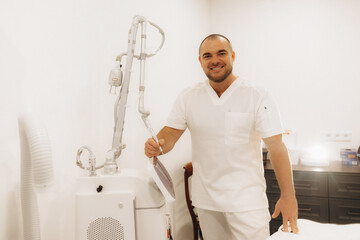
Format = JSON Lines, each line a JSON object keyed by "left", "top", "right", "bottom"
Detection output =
{"left": 210, "top": 57, "right": 221, "bottom": 65}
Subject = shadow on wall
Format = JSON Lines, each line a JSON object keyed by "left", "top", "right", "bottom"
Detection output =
{"left": 0, "top": 141, "right": 22, "bottom": 239}
{"left": 5, "top": 182, "right": 22, "bottom": 239}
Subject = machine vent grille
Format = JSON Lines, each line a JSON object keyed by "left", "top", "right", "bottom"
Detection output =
{"left": 87, "top": 217, "right": 124, "bottom": 240}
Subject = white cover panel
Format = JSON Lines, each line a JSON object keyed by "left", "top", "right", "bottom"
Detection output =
{"left": 267, "top": 219, "right": 360, "bottom": 240}
{"left": 76, "top": 192, "right": 135, "bottom": 240}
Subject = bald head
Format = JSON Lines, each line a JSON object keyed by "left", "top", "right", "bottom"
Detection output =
{"left": 199, "top": 34, "right": 233, "bottom": 55}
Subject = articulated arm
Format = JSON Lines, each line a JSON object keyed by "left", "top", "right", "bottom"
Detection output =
{"left": 76, "top": 15, "right": 165, "bottom": 175}
{"left": 110, "top": 15, "right": 165, "bottom": 161}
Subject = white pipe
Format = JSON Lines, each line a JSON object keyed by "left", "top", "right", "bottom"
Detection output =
{"left": 111, "top": 15, "right": 141, "bottom": 156}
{"left": 18, "top": 114, "right": 54, "bottom": 240}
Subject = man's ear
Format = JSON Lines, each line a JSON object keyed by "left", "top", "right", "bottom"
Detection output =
{"left": 232, "top": 51, "right": 236, "bottom": 61}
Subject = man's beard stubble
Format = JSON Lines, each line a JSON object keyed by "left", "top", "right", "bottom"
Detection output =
{"left": 206, "top": 66, "right": 232, "bottom": 83}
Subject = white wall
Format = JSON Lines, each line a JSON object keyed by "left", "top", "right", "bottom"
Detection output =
{"left": 209, "top": 0, "right": 360, "bottom": 160}
{"left": 0, "top": 0, "right": 210, "bottom": 239}
{"left": 3, "top": 0, "right": 360, "bottom": 239}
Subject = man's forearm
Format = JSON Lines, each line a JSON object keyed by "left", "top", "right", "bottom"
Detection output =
{"left": 157, "top": 126, "right": 185, "bottom": 154}
{"left": 263, "top": 135, "right": 298, "bottom": 232}
{"left": 269, "top": 142, "right": 295, "bottom": 197}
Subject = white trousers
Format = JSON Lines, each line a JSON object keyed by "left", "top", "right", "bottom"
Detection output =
{"left": 197, "top": 208, "right": 271, "bottom": 240}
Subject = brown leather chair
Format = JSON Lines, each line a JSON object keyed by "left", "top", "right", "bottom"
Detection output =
{"left": 183, "top": 162, "right": 203, "bottom": 240}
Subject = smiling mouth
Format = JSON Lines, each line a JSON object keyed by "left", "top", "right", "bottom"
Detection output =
{"left": 210, "top": 66, "right": 224, "bottom": 71}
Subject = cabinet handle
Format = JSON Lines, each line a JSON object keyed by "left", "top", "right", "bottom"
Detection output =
{"left": 347, "top": 211, "right": 360, "bottom": 216}
{"left": 294, "top": 183, "right": 311, "bottom": 188}
{"left": 298, "top": 207, "right": 312, "bottom": 213}
{"left": 346, "top": 185, "right": 360, "bottom": 191}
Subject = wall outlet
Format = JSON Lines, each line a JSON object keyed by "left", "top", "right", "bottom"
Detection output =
{"left": 325, "top": 131, "right": 352, "bottom": 142}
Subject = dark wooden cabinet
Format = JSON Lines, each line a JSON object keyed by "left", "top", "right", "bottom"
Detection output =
{"left": 264, "top": 161, "right": 360, "bottom": 234}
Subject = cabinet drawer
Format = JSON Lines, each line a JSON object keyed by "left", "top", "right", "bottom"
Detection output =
{"left": 269, "top": 219, "right": 282, "bottom": 235}
{"left": 330, "top": 198, "right": 360, "bottom": 224}
{"left": 265, "top": 172, "right": 280, "bottom": 194}
{"left": 296, "top": 196, "right": 329, "bottom": 223}
{"left": 267, "top": 194, "right": 329, "bottom": 223}
{"left": 267, "top": 194, "right": 281, "bottom": 220}
{"left": 265, "top": 171, "right": 328, "bottom": 197}
{"left": 329, "top": 174, "right": 360, "bottom": 199}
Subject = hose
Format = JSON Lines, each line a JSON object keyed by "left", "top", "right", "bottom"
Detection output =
{"left": 18, "top": 113, "right": 54, "bottom": 240}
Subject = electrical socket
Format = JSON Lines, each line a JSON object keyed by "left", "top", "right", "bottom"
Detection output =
{"left": 325, "top": 131, "right": 352, "bottom": 142}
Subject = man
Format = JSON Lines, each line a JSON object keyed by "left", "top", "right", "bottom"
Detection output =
{"left": 145, "top": 34, "right": 298, "bottom": 239}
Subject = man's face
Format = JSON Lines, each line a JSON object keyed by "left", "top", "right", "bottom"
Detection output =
{"left": 198, "top": 37, "right": 235, "bottom": 83}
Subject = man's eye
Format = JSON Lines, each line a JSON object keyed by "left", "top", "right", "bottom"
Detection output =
{"left": 203, "top": 55, "right": 210, "bottom": 59}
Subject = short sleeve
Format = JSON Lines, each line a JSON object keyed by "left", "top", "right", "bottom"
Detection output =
{"left": 255, "top": 91, "right": 283, "bottom": 138}
{"left": 165, "top": 91, "right": 188, "bottom": 130}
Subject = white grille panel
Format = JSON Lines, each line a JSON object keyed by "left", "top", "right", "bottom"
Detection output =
{"left": 87, "top": 217, "right": 124, "bottom": 240}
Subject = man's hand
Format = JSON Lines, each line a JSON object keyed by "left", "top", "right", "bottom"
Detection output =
{"left": 144, "top": 138, "right": 165, "bottom": 158}
{"left": 272, "top": 194, "right": 299, "bottom": 234}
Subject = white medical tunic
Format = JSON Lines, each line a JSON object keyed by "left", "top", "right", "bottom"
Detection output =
{"left": 166, "top": 78, "right": 283, "bottom": 212}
